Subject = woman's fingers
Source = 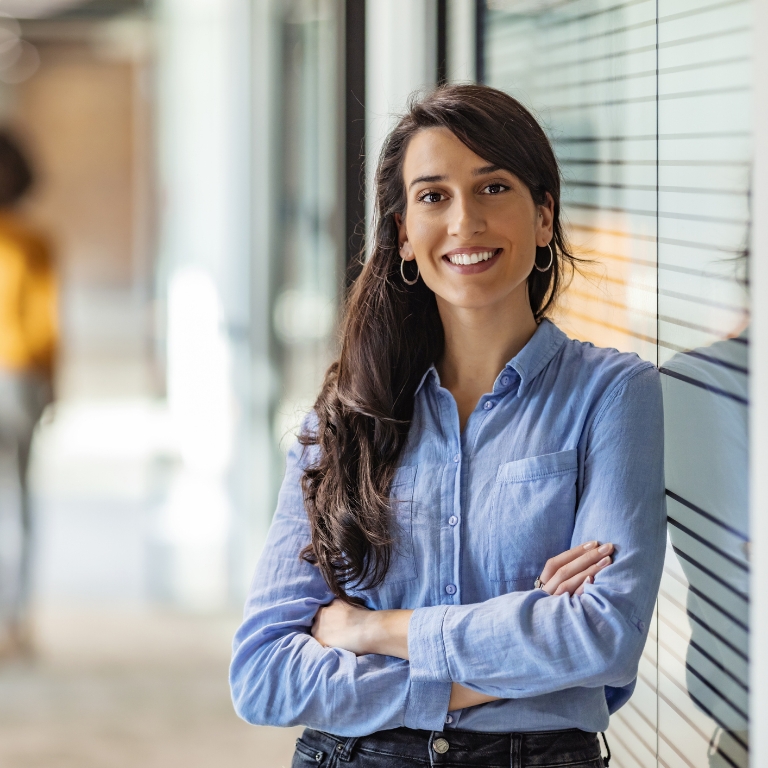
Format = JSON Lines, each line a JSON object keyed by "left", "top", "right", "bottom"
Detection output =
{"left": 541, "top": 543, "right": 614, "bottom": 595}
{"left": 553, "top": 556, "right": 612, "bottom": 596}
{"left": 539, "top": 541, "right": 600, "bottom": 584}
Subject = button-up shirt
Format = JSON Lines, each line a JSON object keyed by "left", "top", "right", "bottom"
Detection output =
{"left": 230, "top": 319, "right": 666, "bottom": 736}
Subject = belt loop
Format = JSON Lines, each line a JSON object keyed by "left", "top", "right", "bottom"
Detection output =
{"left": 509, "top": 733, "right": 522, "bottom": 768}
{"left": 336, "top": 736, "right": 358, "bottom": 762}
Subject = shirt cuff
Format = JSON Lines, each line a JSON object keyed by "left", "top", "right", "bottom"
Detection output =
{"left": 403, "top": 678, "right": 452, "bottom": 730}
{"left": 408, "top": 605, "right": 452, "bottom": 682}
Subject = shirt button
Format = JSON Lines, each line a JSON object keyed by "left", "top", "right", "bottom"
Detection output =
{"left": 483, "top": 401, "right": 494, "bottom": 410}
{"left": 448, "top": 515, "right": 458, "bottom": 526}
{"left": 445, "top": 583, "right": 457, "bottom": 595}
{"left": 501, "top": 376, "right": 510, "bottom": 386}
{"left": 445, "top": 714, "right": 454, "bottom": 724}
{"left": 638, "top": 620, "right": 645, "bottom": 631}
{"left": 453, "top": 453, "right": 460, "bottom": 462}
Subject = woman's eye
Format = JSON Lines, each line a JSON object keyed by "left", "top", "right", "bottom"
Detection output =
{"left": 418, "top": 191, "right": 444, "bottom": 204}
{"left": 484, "top": 183, "right": 508, "bottom": 194}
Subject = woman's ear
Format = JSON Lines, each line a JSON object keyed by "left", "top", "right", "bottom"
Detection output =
{"left": 394, "top": 213, "right": 416, "bottom": 260}
{"left": 536, "top": 192, "right": 555, "bottom": 247}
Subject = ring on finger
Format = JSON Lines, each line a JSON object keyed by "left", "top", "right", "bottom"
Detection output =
{"left": 534, "top": 576, "right": 546, "bottom": 590}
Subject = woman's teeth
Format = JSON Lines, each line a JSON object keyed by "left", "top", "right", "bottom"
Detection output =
{"left": 447, "top": 250, "right": 496, "bottom": 265}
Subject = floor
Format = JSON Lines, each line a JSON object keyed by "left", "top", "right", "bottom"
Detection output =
{"left": 0, "top": 304, "right": 302, "bottom": 768}
{"left": 0, "top": 604, "right": 302, "bottom": 768}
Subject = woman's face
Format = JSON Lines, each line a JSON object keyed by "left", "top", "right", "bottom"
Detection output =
{"left": 396, "top": 127, "right": 554, "bottom": 312}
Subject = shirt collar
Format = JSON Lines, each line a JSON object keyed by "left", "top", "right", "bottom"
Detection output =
{"left": 414, "top": 364, "right": 439, "bottom": 396}
{"left": 414, "top": 318, "right": 567, "bottom": 398}
{"left": 504, "top": 318, "right": 568, "bottom": 396}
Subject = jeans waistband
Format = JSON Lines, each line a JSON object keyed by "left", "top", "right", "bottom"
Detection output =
{"left": 302, "top": 726, "right": 605, "bottom": 767}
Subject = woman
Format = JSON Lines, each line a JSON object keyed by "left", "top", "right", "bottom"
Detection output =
{"left": 230, "top": 85, "right": 665, "bottom": 767}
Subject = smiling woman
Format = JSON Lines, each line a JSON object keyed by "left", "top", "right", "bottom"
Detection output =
{"left": 230, "top": 85, "right": 666, "bottom": 768}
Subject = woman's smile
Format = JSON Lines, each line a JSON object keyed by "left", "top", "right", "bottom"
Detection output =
{"left": 443, "top": 246, "right": 502, "bottom": 273}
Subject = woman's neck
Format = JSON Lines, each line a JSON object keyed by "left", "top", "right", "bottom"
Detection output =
{"left": 436, "top": 286, "right": 538, "bottom": 430}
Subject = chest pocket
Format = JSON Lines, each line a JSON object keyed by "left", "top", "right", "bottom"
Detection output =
{"left": 487, "top": 449, "right": 578, "bottom": 585}
{"left": 385, "top": 464, "right": 418, "bottom": 583}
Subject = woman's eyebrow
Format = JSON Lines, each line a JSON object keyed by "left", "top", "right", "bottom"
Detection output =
{"left": 408, "top": 174, "right": 445, "bottom": 189}
{"left": 408, "top": 165, "right": 505, "bottom": 190}
{"left": 472, "top": 164, "right": 503, "bottom": 176}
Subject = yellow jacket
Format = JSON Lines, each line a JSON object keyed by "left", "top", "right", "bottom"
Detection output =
{"left": 0, "top": 212, "right": 57, "bottom": 377}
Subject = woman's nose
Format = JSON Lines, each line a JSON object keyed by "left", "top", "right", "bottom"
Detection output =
{"left": 447, "top": 195, "right": 486, "bottom": 239}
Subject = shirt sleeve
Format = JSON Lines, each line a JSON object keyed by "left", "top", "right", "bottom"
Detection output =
{"left": 229, "top": 436, "right": 452, "bottom": 735}
{"left": 407, "top": 364, "right": 666, "bottom": 698}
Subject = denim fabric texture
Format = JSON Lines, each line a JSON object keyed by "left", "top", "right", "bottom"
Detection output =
{"left": 291, "top": 727, "right": 606, "bottom": 768}
{"left": 230, "top": 319, "right": 667, "bottom": 737}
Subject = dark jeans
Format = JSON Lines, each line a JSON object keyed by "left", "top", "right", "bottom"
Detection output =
{"left": 292, "top": 726, "right": 607, "bottom": 768}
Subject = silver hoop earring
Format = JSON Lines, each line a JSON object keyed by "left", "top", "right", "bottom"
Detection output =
{"left": 534, "top": 242, "right": 554, "bottom": 272}
{"left": 400, "top": 257, "right": 419, "bottom": 285}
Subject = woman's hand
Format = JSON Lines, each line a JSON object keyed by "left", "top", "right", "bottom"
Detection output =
{"left": 311, "top": 599, "right": 372, "bottom": 655}
{"left": 537, "top": 540, "right": 613, "bottom": 596}
{"left": 311, "top": 600, "right": 413, "bottom": 659}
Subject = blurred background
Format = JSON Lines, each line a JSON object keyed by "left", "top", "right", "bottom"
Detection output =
{"left": 0, "top": 1, "right": 762, "bottom": 767}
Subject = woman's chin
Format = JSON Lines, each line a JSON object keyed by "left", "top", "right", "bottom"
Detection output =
{"left": 434, "top": 285, "right": 513, "bottom": 312}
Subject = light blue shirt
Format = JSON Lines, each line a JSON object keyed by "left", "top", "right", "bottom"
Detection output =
{"left": 230, "top": 319, "right": 666, "bottom": 736}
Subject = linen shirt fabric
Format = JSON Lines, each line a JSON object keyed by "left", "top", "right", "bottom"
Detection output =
{"left": 230, "top": 319, "right": 666, "bottom": 737}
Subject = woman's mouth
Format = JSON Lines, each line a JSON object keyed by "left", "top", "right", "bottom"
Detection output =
{"left": 443, "top": 248, "right": 502, "bottom": 273}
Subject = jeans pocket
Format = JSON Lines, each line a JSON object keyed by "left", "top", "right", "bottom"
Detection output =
{"left": 292, "top": 737, "right": 328, "bottom": 767}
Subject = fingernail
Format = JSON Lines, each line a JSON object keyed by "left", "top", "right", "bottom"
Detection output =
{"left": 586, "top": 575, "right": 593, "bottom": 584}
{"left": 597, "top": 556, "right": 611, "bottom": 567}
{"left": 583, "top": 541, "right": 598, "bottom": 550}
{"left": 598, "top": 543, "right": 612, "bottom": 554}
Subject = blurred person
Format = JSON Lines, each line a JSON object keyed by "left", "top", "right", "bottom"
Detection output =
{"left": 0, "top": 130, "right": 56, "bottom": 657}
{"left": 231, "top": 86, "right": 665, "bottom": 767}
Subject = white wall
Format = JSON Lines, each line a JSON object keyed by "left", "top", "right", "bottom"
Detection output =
{"left": 750, "top": 0, "right": 768, "bottom": 762}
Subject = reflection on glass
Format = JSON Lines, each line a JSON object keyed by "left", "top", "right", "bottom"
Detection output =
{"left": 662, "top": 330, "right": 749, "bottom": 766}
{"left": 655, "top": 1, "right": 751, "bottom": 764}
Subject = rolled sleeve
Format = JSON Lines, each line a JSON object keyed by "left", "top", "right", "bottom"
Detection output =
{"left": 403, "top": 678, "right": 453, "bottom": 730}
{"left": 407, "top": 604, "right": 451, "bottom": 682}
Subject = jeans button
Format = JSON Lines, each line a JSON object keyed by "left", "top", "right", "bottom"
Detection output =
{"left": 433, "top": 738, "right": 450, "bottom": 754}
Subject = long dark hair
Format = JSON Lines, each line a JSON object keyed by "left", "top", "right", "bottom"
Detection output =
{"left": 299, "top": 84, "right": 576, "bottom": 601}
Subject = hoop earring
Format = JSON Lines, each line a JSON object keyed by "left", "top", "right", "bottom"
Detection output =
{"left": 400, "top": 257, "right": 419, "bottom": 285}
{"left": 534, "top": 242, "right": 554, "bottom": 272}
